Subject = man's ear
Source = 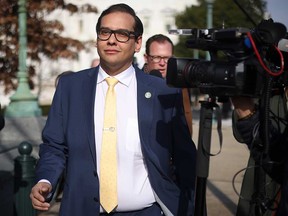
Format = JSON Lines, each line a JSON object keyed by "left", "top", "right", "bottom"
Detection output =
{"left": 134, "top": 36, "right": 142, "bottom": 53}
{"left": 143, "top": 53, "right": 148, "bottom": 63}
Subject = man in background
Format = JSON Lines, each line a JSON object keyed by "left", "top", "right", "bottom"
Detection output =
{"left": 144, "top": 34, "right": 193, "bottom": 136}
{"left": 143, "top": 34, "right": 173, "bottom": 78}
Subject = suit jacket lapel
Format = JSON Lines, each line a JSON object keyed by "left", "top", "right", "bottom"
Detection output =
{"left": 82, "top": 67, "right": 98, "bottom": 168}
{"left": 135, "top": 69, "right": 155, "bottom": 150}
{"left": 136, "top": 69, "right": 166, "bottom": 176}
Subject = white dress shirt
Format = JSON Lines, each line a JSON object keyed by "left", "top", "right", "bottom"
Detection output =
{"left": 95, "top": 65, "right": 156, "bottom": 212}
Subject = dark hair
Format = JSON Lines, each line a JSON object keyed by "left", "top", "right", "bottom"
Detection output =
{"left": 96, "top": 3, "right": 143, "bottom": 39}
{"left": 145, "top": 34, "right": 174, "bottom": 55}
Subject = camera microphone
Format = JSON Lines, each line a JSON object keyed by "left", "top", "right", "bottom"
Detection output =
{"left": 149, "top": 70, "right": 163, "bottom": 78}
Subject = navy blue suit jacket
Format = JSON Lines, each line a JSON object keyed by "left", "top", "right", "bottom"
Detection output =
{"left": 36, "top": 66, "right": 196, "bottom": 216}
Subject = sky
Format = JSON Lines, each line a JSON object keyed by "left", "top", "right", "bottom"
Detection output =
{"left": 266, "top": 0, "right": 288, "bottom": 29}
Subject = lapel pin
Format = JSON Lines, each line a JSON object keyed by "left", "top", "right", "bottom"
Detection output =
{"left": 145, "top": 92, "right": 152, "bottom": 99}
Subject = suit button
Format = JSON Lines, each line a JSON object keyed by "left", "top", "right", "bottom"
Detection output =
{"left": 93, "top": 171, "right": 97, "bottom": 177}
{"left": 93, "top": 197, "right": 98, "bottom": 202}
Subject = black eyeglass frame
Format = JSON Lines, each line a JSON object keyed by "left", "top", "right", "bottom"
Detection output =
{"left": 97, "top": 28, "right": 138, "bottom": 43}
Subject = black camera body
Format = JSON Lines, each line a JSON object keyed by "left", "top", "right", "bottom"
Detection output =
{"left": 166, "top": 20, "right": 288, "bottom": 97}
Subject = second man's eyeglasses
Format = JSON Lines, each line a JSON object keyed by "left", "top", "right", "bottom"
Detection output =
{"left": 148, "top": 55, "right": 171, "bottom": 63}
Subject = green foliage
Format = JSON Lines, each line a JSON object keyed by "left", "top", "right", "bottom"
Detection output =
{"left": 174, "top": 0, "right": 267, "bottom": 58}
{"left": 0, "top": 0, "right": 98, "bottom": 94}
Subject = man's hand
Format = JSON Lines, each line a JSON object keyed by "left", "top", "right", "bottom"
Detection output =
{"left": 30, "top": 182, "right": 52, "bottom": 211}
{"left": 230, "top": 97, "right": 256, "bottom": 119}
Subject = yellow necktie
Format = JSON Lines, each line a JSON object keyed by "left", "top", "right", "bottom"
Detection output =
{"left": 100, "top": 77, "right": 118, "bottom": 213}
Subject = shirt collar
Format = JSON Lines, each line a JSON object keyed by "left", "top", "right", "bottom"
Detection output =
{"left": 97, "top": 65, "right": 135, "bottom": 87}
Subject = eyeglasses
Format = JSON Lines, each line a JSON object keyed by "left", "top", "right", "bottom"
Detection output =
{"left": 97, "top": 28, "right": 136, "bottom": 43}
{"left": 148, "top": 55, "right": 171, "bottom": 63}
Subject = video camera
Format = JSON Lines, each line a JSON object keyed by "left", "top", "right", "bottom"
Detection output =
{"left": 166, "top": 19, "right": 288, "bottom": 97}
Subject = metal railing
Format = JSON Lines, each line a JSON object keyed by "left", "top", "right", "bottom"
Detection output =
{"left": 14, "top": 141, "right": 37, "bottom": 216}
{"left": 0, "top": 141, "right": 37, "bottom": 216}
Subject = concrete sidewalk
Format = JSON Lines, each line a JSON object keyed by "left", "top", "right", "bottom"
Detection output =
{"left": 38, "top": 118, "right": 250, "bottom": 216}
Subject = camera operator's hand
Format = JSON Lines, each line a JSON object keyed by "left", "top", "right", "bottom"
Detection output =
{"left": 230, "top": 97, "right": 256, "bottom": 120}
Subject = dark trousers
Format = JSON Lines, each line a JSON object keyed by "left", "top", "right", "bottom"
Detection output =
{"left": 100, "top": 203, "right": 163, "bottom": 216}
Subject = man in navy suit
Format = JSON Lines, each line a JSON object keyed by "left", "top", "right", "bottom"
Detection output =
{"left": 30, "top": 3, "right": 196, "bottom": 216}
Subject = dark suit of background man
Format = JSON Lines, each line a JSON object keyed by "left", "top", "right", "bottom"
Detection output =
{"left": 30, "top": 3, "right": 196, "bottom": 216}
